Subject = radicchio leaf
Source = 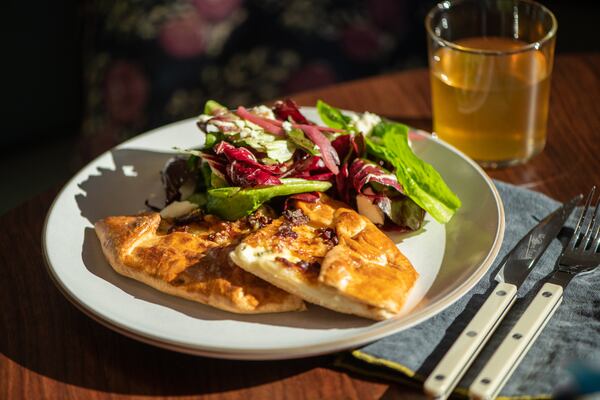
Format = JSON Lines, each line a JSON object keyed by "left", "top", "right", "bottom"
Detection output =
{"left": 272, "top": 100, "right": 346, "bottom": 133}
{"left": 198, "top": 152, "right": 228, "bottom": 179}
{"left": 282, "top": 154, "right": 333, "bottom": 181}
{"left": 212, "top": 141, "right": 286, "bottom": 187}
{"left": 161, "top": 157, "right": 198, "bottom": 205}
{"left": 273, "top": 99, "right": 310, "bottom": 124}
{"left": 331, "top": 134, "right": 367, "bottom": 203}
{"left": 347, "top": 159, "right": 422, "bottom": 231}
{"left": 332, "top": 133, "right": 366, "bottom": 164}
{"left": 214, "top": 141, "right": 286, "bottom": 174}
{"left": 331, "top": 134, "right": 351, "bottom": 161}
{"left": 283, "top": 192, "right": 321, "bottom": 210}
{"left": 349, "top": 158, "right": 403, "bottom": 194}
{"left": 352, "top": 133, "right": 366, "bottom": 157}
{"left": 336, "top": 161, "right": 351, "bottom": 204}
{"left": 297, "top": 124, "right": 340, "bottom": 175}
{"left": 226, "top": 161, "right": 282, "bottom": 187}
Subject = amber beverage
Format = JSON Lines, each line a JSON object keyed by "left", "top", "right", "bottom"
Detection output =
{"left": 426, "top": 0, "right": 557, "bottom": 168}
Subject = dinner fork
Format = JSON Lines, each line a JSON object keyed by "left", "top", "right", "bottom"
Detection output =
{"left": 469, "top": 187, "right": 600, "bottom": 400}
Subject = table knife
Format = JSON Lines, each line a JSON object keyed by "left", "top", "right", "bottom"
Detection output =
{"left": 424, "top": 196, "right": 579, "bottom": 399}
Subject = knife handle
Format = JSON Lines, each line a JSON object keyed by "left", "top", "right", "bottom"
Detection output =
{"left": 468, "top": 282, "right": 563, "bottom": 400}
{"left": 424, "top": 282, "right": 518, "bottom": 399}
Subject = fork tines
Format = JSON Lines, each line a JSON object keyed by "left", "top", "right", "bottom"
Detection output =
{"left": 570, "top": 186, "right": 600, "bottom": 253}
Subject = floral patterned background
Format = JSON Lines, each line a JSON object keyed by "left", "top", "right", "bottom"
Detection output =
{"left": 2, "top": 0, "right": 593, "bottom": 215}
{"left": 82, "top": 0, "right": 434, "bottom": 155}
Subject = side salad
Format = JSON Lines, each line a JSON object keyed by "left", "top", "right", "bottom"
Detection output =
{"left": 159, "top": 99, "right": 461, "bottom": 232}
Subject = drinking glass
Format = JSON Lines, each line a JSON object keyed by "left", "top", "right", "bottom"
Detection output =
{"left": 426, "top": 0, "right": 557, "bottom": 168}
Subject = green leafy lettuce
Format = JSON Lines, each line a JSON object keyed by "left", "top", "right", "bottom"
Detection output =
{"left": 366, "top": 122, "right": 461, "bottom": 223}
{"left": 263, "top": 140, "right": 296, "bottom": 163}
{"left": 206, "top": 178, "right": 331, "bottom": 220}
{"left": 316, "top": 100, "right": 352, "bottom": 130}
{"left": 204, "top": 99, "right": 227, "bottom": 115}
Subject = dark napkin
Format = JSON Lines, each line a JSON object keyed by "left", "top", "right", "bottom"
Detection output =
{"left": 337, "top": 181, "right": 600, "bottom": 398}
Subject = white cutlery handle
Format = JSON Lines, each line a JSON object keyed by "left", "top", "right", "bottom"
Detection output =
{"left": 424, "top": 282, "right": 518, "bottom": 399}
{"left": 469, "top": 282, "right": 563, "bottom": 400}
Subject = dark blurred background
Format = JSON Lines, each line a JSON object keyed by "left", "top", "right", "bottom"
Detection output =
{"left": 4, "top": 0, "right": 599, "bottom": 215}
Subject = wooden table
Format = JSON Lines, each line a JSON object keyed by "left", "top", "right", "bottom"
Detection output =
{"left": 1, "top": 53, "right": 598, "bottom": 400}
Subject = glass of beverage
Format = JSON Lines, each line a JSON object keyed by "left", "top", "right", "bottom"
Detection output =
{"left": 426, "top": 0, "right": 557, "bottom": 168}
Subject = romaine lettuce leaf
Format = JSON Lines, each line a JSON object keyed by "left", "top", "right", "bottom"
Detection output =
{"left": 204, "top": 100, "right": 227, "bottom": 115}
{"left": 264, "top": 140, "right": 296, "bottom": 163}
{"left": 187, "top": 192, "right": 208, "bottom": 208}
{"left": 206, "top": 178, "right": 332, "bottom": 220}
{"left": 203, "top": 133, "right": 219, "bottom": 149}
{"left": 366, "top": 122, "right": 461, "bottom": 223}
{"left": 210, "top": 171, "right": 228, "bottom": 188}
{"left": 316, "top": 100, "right": 352, "bottom": 130}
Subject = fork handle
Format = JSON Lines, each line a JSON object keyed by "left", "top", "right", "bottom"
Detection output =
{"left": 469, "top": 282, "right": 563, "bottom": 400}
{"left": 424, "top": 282, "right": 518, "bottom": 399}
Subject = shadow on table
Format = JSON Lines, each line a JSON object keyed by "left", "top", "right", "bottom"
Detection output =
{"left": 0, "top": 148, "right": 340, "bottom": 396}
{"left": 76, "top": 147, "right": 370, "bottom": 329}
{"left": 1, "top": 286, "right": 329, "bottom": 397}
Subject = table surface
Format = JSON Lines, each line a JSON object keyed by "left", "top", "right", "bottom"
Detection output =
{"left": 1, "top": 53, "right": 598, "bottom": 400}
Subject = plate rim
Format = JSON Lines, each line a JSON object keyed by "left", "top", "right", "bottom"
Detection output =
{"left": 41, "top": 115, "right": 505, "bottom": 360}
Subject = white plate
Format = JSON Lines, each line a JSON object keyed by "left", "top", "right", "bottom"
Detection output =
{"left": 42, "top": 108, "right": 504, "bottom": 360}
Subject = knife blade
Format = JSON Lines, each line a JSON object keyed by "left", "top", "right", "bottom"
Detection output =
{"left": 494, "top": 195, "right": 580, "bottom": 287}
{"left": 424, "top": 195, "right": 579, "bottom": 400}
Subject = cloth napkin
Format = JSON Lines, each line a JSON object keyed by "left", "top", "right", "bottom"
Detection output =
{"left": 336, "top": 181, "right": 600, "bottom": 399}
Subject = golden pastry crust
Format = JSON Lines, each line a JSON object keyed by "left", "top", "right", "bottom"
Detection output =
{"left": 230, "top": 194, "right": 418, "bottom": 320}
{"left": 94, "top": 212, "right": 305, "bottom": 314}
